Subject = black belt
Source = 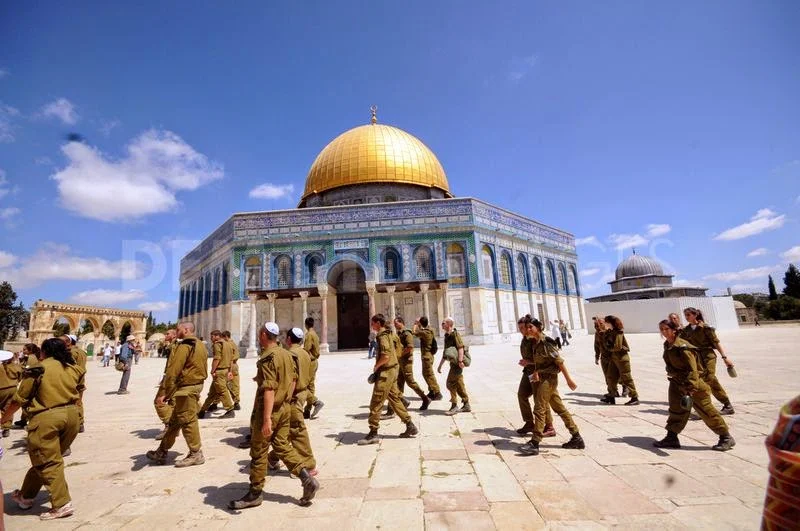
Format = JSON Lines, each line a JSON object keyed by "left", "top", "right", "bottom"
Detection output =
{"left": 215, "top": 367, "right": 230, "bottom": 371}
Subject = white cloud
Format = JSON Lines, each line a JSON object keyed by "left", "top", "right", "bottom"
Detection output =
{"left": 39, "top": 98, "right": 79, "bottom": 125}
{"left": 645, "top": 224, "right": 671, "bottom": 238}
{"left": 781, "top": 246, "right": 800, "bottom": 263}
{"left": 249, "top": 183, "right": 294, "bottom": 200}
{"left": 730, "top": 283, "right": 761, "bottom": 293}
{"left": 0, "top": 243, "right": 145, "bottom": 288}
{"left": 703, "top": 265, "right": 778, "bottom": 283}
{"left": 0, "top": 207, "right": 20, "bottom": 220}
{"left": 51, "top": 129, "right": 224, "bottom": 222}
{"left": 508, "top": 54, "right": 539, "bottom": 82}
{"left": 575, "top": 236, "right": 605, "bottom": 250}
{"left": 747, "top": 248, "right": 769, "bottom": 257}
{"left": 99, "top": 119, "right": 120, "bottom": 136}
{"left": 0, "top": 250, "right": 16, "bottom": 268}
{"left": 580, "top": 268, "right": 600, "bottom": 277}
{"left": 673, "top": 278, "right": 702, "bottom": 287}
{"left": 0, "top": 102, "right": 20, "bottom": 143}
{"left": 714, "top": 208, "right": 786, "bottom": 241}
{"left": 138, "top": 301, "right": 176, "bottom": 312}
{"left": 70, "top": 289, "right": 147, "bottom": 306}
{"left": 608, "top": 233, "right": 649, "bottom": 250}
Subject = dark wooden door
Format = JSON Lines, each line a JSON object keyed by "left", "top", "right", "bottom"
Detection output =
{"left": 337, "top": 293, "right": 369, "bottom": 349}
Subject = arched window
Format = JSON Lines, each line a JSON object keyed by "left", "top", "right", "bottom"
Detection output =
{"left": 212, "top": 269, "right": 220, "bottom": 307}
{"left": 245, "top": 255, "right": 262, "bottom": 290}
{"left": 196, "top": 277, "right": 205, "bottom": 313}
{"left": 557, "top": 265, "right": 567, "bottom": 293}
{"left": 499, "top": 252, "right": 512, "bottom": 285}
{"left": 544, "top": 262, "right": 555, "bottom": 290}
{"left": 414, "top": 246, "right": 433, "bottom": 280}
{"left": 569, "top": 265, "right": 579, "bottom": 295}
{"left": 221, "top": 266, "right": 229, "bottom": 305}
{"left": 306, "top": 254, "right": 323, "bottom": 284}
{"left": 384, "top": 248, "right": 400, "bottom": 281}
{"left": 481, "top": 245, "right": 495, "bottom": 284}
{"left": 275, "top": 255, "right": 292, "bottom": 289}
{"left": 531, "top": 258, "right": 542, "bottom": 290}
{"left": 204, "top": 272, "right": 212, "bottom": 311}
{"left": 515, "top": 255, "right": 528, "bottom": 289}
{"left": 446, "top": 243, "right": 466, "bottom": 285}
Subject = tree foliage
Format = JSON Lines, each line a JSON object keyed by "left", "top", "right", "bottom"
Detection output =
{"left": 52, "top": 319, "right": 70, "bottom": 336}
{"left": 765, "top": 296, "right": 800, "bottom": 320}
{"left": 119, "top": 322, "right": 132, "bottom": 343}
{"left": 784, "top": 264, "right": 800, "bottom": 299}
{"left": 768, "top": 275, "right": 778, "bottom": 300}
{"left": 101, "top": 321, "right": 116, "bottom": 340}
{"left": 0, "top": 281, "right": 28, "bottom": 346}
{"left": 732, "top": 293, "right": 755, "bottom": 308}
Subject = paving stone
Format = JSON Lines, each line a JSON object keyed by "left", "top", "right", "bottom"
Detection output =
{"left": 421, "top": 448, "right": 469, "bottom": 460}
{"left": 424, "top": 510, "right": 497, "bottom": 530}
{"left": 471, "top": 454, "right": 527, "bottom": 502}
{"left": 364, "top": 486, "right": 420, "bottom": 500}
{"left": 488, "top": 500, "right": 545, "bottom": 530}
{"left": 369, "top": 449, "right": 420, "bottom": 488}
{"left": 421, "top": 473, "right": 480, "bottom": 492}
{"left": 422, "top": 490, "right": 489, "bottom": 512}
{"left": 356, "top": 499, "right": 424, "bottom": 530}
{"left": 422, "top": 459, "right": 474, "bottom": 476}
{"left": 523, "top": 480, "right": 602, "bottom": 521}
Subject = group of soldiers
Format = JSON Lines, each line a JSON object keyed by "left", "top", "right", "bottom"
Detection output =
{"left": 590, "top": 308, "right": 737, "bottom": 451}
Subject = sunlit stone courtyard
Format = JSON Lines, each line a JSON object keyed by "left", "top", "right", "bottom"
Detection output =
{"left": 2, "top": 326, "right": 795, "bottom": 530}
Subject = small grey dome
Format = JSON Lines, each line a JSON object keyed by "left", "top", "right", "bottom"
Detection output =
{"left": 615, "top": 253, "right": 665, "bottom": 280}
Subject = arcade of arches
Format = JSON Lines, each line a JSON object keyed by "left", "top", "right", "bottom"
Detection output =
{"left": 27, "top": 300, "right": 147, "bottom": 354}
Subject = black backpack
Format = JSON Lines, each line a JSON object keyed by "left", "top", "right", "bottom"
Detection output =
{"left": 430, "top": 336, "right": 438, "bottom": 355}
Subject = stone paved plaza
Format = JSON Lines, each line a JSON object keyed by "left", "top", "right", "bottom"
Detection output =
{"left": 2, "top": 326, "right": 796, "bottom": 530}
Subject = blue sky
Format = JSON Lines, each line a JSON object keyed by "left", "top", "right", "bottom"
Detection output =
{"left": 1, "top": 1, "right": 799, "bottom": 322}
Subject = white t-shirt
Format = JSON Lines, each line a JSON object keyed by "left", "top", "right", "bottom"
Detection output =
{"left": 550, "top": 323, "right": 561, "bottom": 339}
{"left": 115, "top": 345, "right": 121, "bottom": 355}
{"left": 104, "top": 346, "right": 112, "bottom": 357}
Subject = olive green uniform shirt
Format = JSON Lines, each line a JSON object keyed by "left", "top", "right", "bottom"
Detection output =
{"left": 0, "top": 361, "right": 22, "bottom": 389}
{"left": 603, "top": 330, "right": 629, "bottom": 355}
{"left": 289, "top": 344, "right": 312, "bottom": 393}
{"left": 376, "top": 328, "right": 399, "bottom": 367}
{"left": 72, "top": 347, "right": 88, "bottom": 370}
{"left": 414, "top": 326, "right": 434, "bottom": 354}
{"left": 304, "top": 329, "right": 320, "bottom": 361}
{"left": 444, "top": 328, "right": 464, "bottom": 365}
{"left": 221, "top": 339, "right": 237, "bottom": 368}
{"left": 398, "top": 328, "right": 414, "bottom": 358}
{"left": 663, "top": 338, "right": 702, "bottom": 391}
{"left": 161, "top": 336, "right": 208, "bottom": 399}
{"left": 527, "top": 338, "right": 564, "bottom": 375}
{"left": 255, "top": 345, "right": 296, "bottom": 414}
{"left": 593, "top": 330, "right": 606, "bottom": 361}
{"left": 678, "top": 323, "right": 719, "bottom": 355}
{"left": 13, "top": 358, "right": 86, "bottom": 415}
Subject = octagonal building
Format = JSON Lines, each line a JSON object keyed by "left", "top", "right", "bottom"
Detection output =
{"left": 178, "top": 111, "right": 586, "bottom": 354}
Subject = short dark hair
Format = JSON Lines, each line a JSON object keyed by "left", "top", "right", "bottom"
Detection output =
{"left": 223, "top": 330, "right": 231, "bottom": 338}
{"left": 419, "top": 316, "right": 428, "bottom": 327}
{"left": 371, "top": 313, "right": 387, "bottom": 327}
{"left": 604, "top": 315, "right": 624, "bottom": 331}
{"left": 394, "top": 316, "right": 405, "bottom": 325}
{"left": 659, "top": 319, "right": 679, "bottom": 331}
{"left": 24, "top": 343, "right": 41, "bottom": 356}
{"left": 210, "top": 329, "right": 222, "bottom": 337}
{"left": 305, "top": 317, "right": 314, "bottom": 328}
{"left": 287, "top": 329, "right": 302, "bottom": 343}
{"left": 42, "top": 337, "right": 75, "bottom": 366}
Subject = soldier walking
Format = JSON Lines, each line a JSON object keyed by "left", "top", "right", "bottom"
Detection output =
{"left": 394, "top": 317, "right": 431, "bottom": 410}
{"left": 600, "top": 316, "right": 640, "bottom": 406}
{"left": 198, "top": 330, "right": 235, "bottom": 419}
{"left": 437, "top": 318, "right": 470, "bottom": 415}
{"left": 412, "top": 317, "right": 442, "bottom": 400}
{"left": 153, "top": 329, "right": 177, "bottom": 440}
{"left": 516, "top": 316, "right": 555, "bottom": 437}
{"left": 302, "top": 317, "right": 324, "bottom": 419}
{"left": 224, "top": 331, "right": 241, "bottom": 410}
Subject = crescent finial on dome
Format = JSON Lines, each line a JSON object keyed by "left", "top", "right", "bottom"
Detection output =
{"left": 370, "top": 105, "right": 378, "bottom": 124}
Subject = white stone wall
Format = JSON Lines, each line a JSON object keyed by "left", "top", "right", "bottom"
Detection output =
{"left": 584, "top": 296, "right": 740, "bottom": 334}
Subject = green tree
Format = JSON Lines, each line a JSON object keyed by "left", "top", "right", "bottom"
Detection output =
{"left": 732, "top": 293, "right": 755, "bottom": 308}
{"left": 79, "top": 320, "right": 95, "bottom": 336}
{"left": 765, "top": 296, "right": 800, "bottom": 320}
{"left": 52, "top": 320, "right": 70, "bottom": 336}
{"left": 0, "top": 281, "right": 28, "bottom": 346}
{"left": 783, "top": 264, "right": 800, "bottom": 299}
{"left": 768, "top": 275, "right": 778, "bottom": 300}
{"left": 101, "top": 321, "right": 116, "bottom": 340}
{"left": 119, "top": 322, "right": 132, "bottom": 343}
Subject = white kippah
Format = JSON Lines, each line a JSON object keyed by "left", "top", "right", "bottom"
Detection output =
{"left": 264, "top": 322, "right": 280, "bottom": 335}
{"left": 0, "top": 350, "right": 13, "bottom": 362}
{"left": 291, "top": 327, "right": 305, "bottom": 339}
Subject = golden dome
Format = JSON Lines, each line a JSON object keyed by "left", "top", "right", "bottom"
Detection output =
{"left": 301, "top": 120, "right": 450, "bottom": 202}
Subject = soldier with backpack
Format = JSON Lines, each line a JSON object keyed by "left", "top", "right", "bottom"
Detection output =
{"left": 413, "top": 316, "right": 442, "bottom": 401}
{"left": 437, "top": 317, "right": 471, "bottom": 415}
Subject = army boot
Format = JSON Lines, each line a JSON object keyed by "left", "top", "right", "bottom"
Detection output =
{"left": 146, "top": 448, "right": 168, "bottom": 465}
{"left": 220, "top": 409, "right": 235, "bottom": 419}
{"left": 653, "top": 431, "right": 681, "bottom": 449}
{"left": 431, "top": 391, "right": 444, "bottom": 401}
{"left": 2, "top": 428, "right": 9, "bottom": 437}
{"left": 197, "top": 410, "right": 207, "bottom": 419}
{"left": 400, "top": 397, "right": 411, "bottom": 408}
{"left": 298, "top": 468, "right": 320, "bottom": 506}
{"left": 268, "top": 458, "right": 281, "bottom": 471}
{"left": 600, "top": 395, "right": 616, "bottom": 404}
{"left": 720, "top": 403, "right": 735, "bottom": 415}
{"left": 459, "top": 402, "right": 471, "bottom": 413}
{"left": 519, "top": 440, "right": 540, "bottom": 456}
{"left": 624, "top": 397, "right": 640, "bottom": 406}
{"left": 516, "top": 422, "right": 534, "bottom": 435}
{"left": 712, "top": 433, "right": 736, "bottom": 451}
{"left": 303, "top": 404, "right": 312, "bottom": 419}
{"left": 419, "top": 395, "right": 431, "bottom": 411}
{"left": 444, "top": 403, "right": 459, "bottom": 416}
{"left": 562, "top": 433, "right": 586, "bottom": 449}
{"left": 357, "top": 430, "right": 380, "bottom": 445}
{"left": 399, "top": 421, "right": 419, "bottom": 438}
{"left": 175, "top": 449, "right": 205, "bottom": 467}
{"left": 208, "top": 404, "right": 219, "bottom": 412}
{"left": 228, "top": 489, "right": 263, "bottom": 510}
{"left": 233, "top": 402, "right": 241, "bottom": 411}
{"left": 311, "top": 400, "right": 325, "bottom": 419}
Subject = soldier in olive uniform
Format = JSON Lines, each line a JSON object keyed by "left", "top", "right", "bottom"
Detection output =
{"left": 0, "top": 349, "right": 22, "bottom": 437}
{"left": 358, "top": 314, "right": 419, "bottom": 445}
{"left": 224, "top": 331, "right": 241, "bottom": 410}
{"left": 199, "top": 330, "right": 235, "bottom": 419}
{"left": 437, "top": 318, "right": 470, "bottom": 415}
{"left": 516, "top": 317, "right": 556, "bottom": 437}
{"left": 412, "top": 317, "right": 442, "bottom": 400}
{"left": 1, "top": 338, "right": 85, "bottom": 520}
{"left": 268, "top": 327, "right": 317, "bottom": 472}
{"left": 519, "top": 317, "right": 585, "bottom": 456}
{"left": 394, "top": 317, "right": 431, "bottom": 410}
{"left": 302, "top": 317, "right": 325, "bottom": 420}
{"left": 11, "top": 344, "right": 41, "bottom": 430}
{"left": 680, "top": 308, "right": 735, "bottom": 415}
{"left": 61, "top": 335, "right": 87, "bottom": 433}
{"left": 229, "top": 322, "right": 319, "bottom": 509}
{"left": 653, "top": 319, "right": 735, "bottom": 451}
{"left": 154, "top": 329, "right": 177, "bottom": 440}
{"left": 146, "top": 322, "right": 208, "bottom": 467}
{"left": 600, "top": 316, "right": 640, "bottom": 406}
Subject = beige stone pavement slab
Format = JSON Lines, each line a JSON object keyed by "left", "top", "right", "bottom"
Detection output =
{"left": 2, "top": 326, "right": 795, "bottom": 530}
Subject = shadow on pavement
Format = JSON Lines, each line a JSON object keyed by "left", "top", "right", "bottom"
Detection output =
{"left": 325, "top": 431, "right": 365, "bottom": 445}
{"left": 608, "top": 436, "right": 677, "bottom": 456}
{"left": 477, "top": 426, "right": 518, "bottom": 439}
{"left": 130, "top": 428, "right": 161, "bottom": 439}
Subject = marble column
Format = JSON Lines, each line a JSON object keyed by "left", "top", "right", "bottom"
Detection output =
{"left": 319, "top": 285, "right": 330, "bottom": 353}
{"left": 267, "top": 292, "right": 277, "bottom": 322}
{"left": 386, "top": 285, "right": 396, "bottom": 323}
{"left": 299, "top": 291, "right": 309, "bottom": 320}
{"left": 420, "top": 283, "right": 430, "bottom": 320}
{"left": 441, "top": 285, "right": 449, "bottom": 318}
{"left": 246, "top": 294, "right": 258, "bottom": 358}
{"left": 365, "top": 281, "right": 376, "bottom": 318}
